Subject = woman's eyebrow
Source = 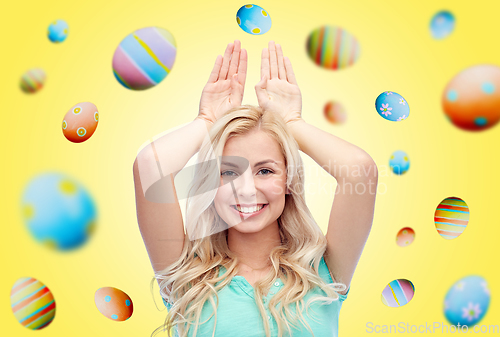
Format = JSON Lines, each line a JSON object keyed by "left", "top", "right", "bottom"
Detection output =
{"left": 221, "top": 159, "right": 277, "bottom": 168}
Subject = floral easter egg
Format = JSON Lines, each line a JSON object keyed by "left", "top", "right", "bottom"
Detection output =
{"left": 95, "top": 287, "right": 133, "bottom": 321}
{"left": 430, "top": 11, "right": 455, "bottom": 39}
{"left": 20, "top": 68, "right": 46, "bottom": 94}
{"left": 324, "top": 101, "right": 346, "bottom": 124}
{"left": 396, "top": 227, "right": 415, "bottom": 247}
{"left": 62, "top": 102, "right": 99, "bottom": 143}
{"left": 389, "top": 150, "right": 410, "bottom": 175}
{"left": 47, "top": 19, "right": 69, "bottom": 43}
{"left": 10, "top": 277, "right": 56, "bottom": 330}
{"left": 434, "top": 197, "right": 469, "bottom": 240}
{"left": 376, "top": 91, "right": 409, "bottom": 121}
{"left": 381, "top": 279, "right": 415, "bottom": 307}
{"left": 442, "top": 64, "right": 500, "bottom": 131}
{"left": 236, "top": 4, "right": 271, "bottom": 35}
{"left": 444, "top": 276, "right": 490, "bottom": 326}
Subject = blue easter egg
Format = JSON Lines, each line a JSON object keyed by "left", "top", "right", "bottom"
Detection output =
{"left": 444, "top": 276, "right": 490, "bottom": 326}
{"left": 375, "top": 91, "right": 409, "bottom": 121}
{"left": 47, "top": 20, "right": 69, "bottom": 43}
{"left": 430, "top": 11, "right": 455, "bottom": 40}
{"left": 21, "top": 172, "right": 97, "bottom": 251}
{"left": 389, "top": 150, "right": 410, "bottom": 175}
{"left": 236, "top": 4, "right": 272, "bottom": 35}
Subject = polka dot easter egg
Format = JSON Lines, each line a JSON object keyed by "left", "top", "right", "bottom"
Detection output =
{"left": 306, "top": 26, "right": 360, "bottom": 70}
{"left": 396, "top": 227, "right": 415, "bottom": 247}
{"left": 236, "top": 4, "right": 271, "bottom": 35}
{"left": 21, "top": 172, "right": 97, "bottom": 251}
{"left": 389, "top": 150, "right": 410, "bottom": 175}
{"left": 95, "top": 287, "right": 133, "bottom": 321}
{"left": 376, "top": 91, "right": 409, "bottom": 121}
{"left": 430, "top": 11, "right": 455, "bottom": 40}
{"left": 444, "top": 276, "right": 490, "bottom": 326}
{"left": 442, "top": 64, "right": 500, "bottom": 131}
{"left": 112, "top": 26, "right": 176, "bottom": 90}
{"left": 434, "top": 197, "right": 469, "bottom": 240}
{"left": 62, "top": 102, "right": 99, "bottom": 143}
{"left": 47, "top": 19, "right": 69, "bottom": 43}
{"left": 381, "top": 279, "right": 415, "bottom": 308}
{"left": 10, "top": 277, "right": 56, "bottom": 330}
{"left": 324, "top": 101, "right": 346, "bottom": 124}
{"left": 20, "top": 68, "right": 46, "bottom": 94}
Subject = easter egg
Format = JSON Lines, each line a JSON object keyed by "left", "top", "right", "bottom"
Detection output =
{"left": 430, "top": 11, "right": 455, "bottom": 39}
{"left": 376, "top": 91, "right": 409, "bottom": 121}
{"left": 444, "top": 276, "right": 490, "bottom": 326}
{"left": 47, "top": 19, "right": 69, "bottom": 43}
{"left": 442, "top": 64, "right": 500, "bottom": 131}
{"left": 95, "top": 287, "right": 133, "bottom": 321}
{"left": 389, "top": 150, "right": 410, "bottom": 175}
{"left": 10, "top": 277, "right": 56, "bottom": 330}
{"left": 324, "top": 101, "right": 346, "bottom": 124}
{"left": 381, "top": 279, "right": 415, "bottom": 307}
{"left": 434, "top": 197, "right": 469, "bottom": 240}
{"left": 112, "top": 26, "right": 176, "bottom": 90}
{"left": 306, "top": 26, "right": 360, "bottom": 70}
{"left": 62, "top": 102, "right": 99, "bottom": 143}
{"left": 21, "top": 172, "right": 97, "bottom": 251}
{"left": 396, "top": 227, "right": 415, "bottom": 247}
{"left": 20, "top": 68, "right": 46, "bottom": 94}
{"left": 236, "top": 4, "right": 272, "bottom": 35}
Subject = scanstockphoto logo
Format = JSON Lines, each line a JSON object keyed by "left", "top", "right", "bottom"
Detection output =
{"left": 366, "top": 321, "right": 500, "bottom": 334}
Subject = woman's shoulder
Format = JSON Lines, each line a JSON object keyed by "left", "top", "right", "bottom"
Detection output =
{"left": 317, "top": 255, "right": 349, "bottom": 301}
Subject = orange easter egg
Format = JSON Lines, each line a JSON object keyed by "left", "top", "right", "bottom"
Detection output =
{"left": 62, "top": 102, "right": 99, "bottom": 143}
{"left": 94, "top": 287, "right": 133, "bottom": 321}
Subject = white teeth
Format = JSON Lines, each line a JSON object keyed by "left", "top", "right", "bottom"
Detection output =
{"left": 235, "top": 205, "right": 265, "bottom": 213}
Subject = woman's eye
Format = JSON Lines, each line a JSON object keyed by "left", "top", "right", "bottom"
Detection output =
{"left": 221, "top": 171, "right": 236, "bottom": 176}
{"left": 259, "top": 169, "right": 273, "bottom": 175}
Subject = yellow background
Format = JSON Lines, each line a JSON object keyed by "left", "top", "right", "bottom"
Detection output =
{"left": 2, "top": 0, "right": 499, "bottom": 335}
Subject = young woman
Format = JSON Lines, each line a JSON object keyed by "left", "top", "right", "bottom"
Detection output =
{"left": 133, "top": 40, "right": 378, "bottom": 337}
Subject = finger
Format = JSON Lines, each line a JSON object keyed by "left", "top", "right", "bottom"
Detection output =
{"left": 208, "top": 55, "right": 222, "bottom": 83}
{"left": 284, "top": 56, "right": 298, "bottom": 85}
{"left": 218, "top": 42, "right": 234, "bottom": 81}
{"left": 227, "top": 40, "right": 241, "bottom": 79}
{"left": 261, "top": 48, "right": 270, "bottom": 80}
{"left": 276, "top": 44, "right": 286, "bottom": 80}
{"left": 269, "top": 41, "right": 278, "bottom": 79}
{"left": 237, "top": 48, "right": 248, "bottom": 87}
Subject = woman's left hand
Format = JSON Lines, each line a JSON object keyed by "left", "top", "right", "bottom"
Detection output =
{"left": 255, "top": 41, "right": 302, "bottom": 124}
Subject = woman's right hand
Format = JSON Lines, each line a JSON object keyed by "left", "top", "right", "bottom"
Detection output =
{"left": 197, "top": 40, "right": 248, "bottom": 125}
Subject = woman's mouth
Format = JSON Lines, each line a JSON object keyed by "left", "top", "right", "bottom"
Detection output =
{"left": 230, "top": 204, "right": 268, "bottom": 217}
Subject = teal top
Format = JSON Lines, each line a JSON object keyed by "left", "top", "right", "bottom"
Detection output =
{"left": 163, "top": 256, "right": 349, "bottom": 337}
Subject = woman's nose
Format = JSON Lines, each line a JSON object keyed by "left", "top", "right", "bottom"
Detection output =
{"left": 235, "top": 170, "right": 257, "bottom": 198}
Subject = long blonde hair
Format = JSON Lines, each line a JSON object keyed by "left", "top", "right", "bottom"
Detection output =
{"left": 151, "top": 105, "right": 346, "bottom": 337}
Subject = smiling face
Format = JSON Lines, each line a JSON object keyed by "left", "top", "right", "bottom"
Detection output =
{"left": 214, "top": 129, "right": 287, "bottom": 234}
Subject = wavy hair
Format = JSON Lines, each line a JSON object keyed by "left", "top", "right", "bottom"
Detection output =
{"left": 151, "top": 105, "right": 346, "bottom": 337}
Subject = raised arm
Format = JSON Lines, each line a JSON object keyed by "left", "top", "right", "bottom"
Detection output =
{"left": 256, "top": 41, "right": 377, "bottom": 294}
{"left": 133, "top": 40, "right": 247, "bottom": 286}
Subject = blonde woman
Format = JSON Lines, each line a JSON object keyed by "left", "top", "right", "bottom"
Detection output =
{"left": 133, "top": 40, "right": 378, "bottom": 337}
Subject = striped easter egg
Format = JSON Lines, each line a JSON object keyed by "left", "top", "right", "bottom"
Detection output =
{"left": 20, "top": 68, "right": 46, "bottom": 94}
{"left": 381, "top": 279, "right": 415, "bottom": 308}
{"left": 112, "top": 26, "right": 177, "bottom": 90}
{"left": 306, "top": 26, "right": 361, "bottom": 70}
{"left": 434, "top": 197, "right": 470, "bottom": 240}
{"left": 10, "top": 277, "right": 56, "bottom": 330}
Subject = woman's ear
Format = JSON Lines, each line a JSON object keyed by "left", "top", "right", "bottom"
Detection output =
{"left": 286, "top": 187, "right": 290, "bottom": 195}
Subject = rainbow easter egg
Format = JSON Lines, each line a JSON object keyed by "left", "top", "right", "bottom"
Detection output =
{"left": 376, "top": 91, "right": 409, "bottom": 121}
{"left": 430, "top": 11, "right": 455, "bottom": 40}
{"left": 112, "top": 27, "right": 176, "bottom": 90}
{"left": 444, "top": 276, "right": 490, "bottom": 326}
{"left": 47, "top": 19, "right": 69, "bottom": 43}
{"left": 324, "top": 101, "right": 346, "bottom": 124}
{"left": 381, "top": 279, "right": 415, "bottom": 307}
{"left": 236, "top": 4, "right": 272, "bottom": 35}
{"left": 434, "top": 197, "right": 469, "bottom": 240}
{"left": 396, "top": 227, "right": 415, "bottom": 247}
{"left": 95, "top": 287, "right": 133, "bottom": 321}
{"left": 389, "top": 150, "right": 410, "bottom": 175}
{"left": 62, "top": 102, "right": 99, "bottom": 143}
{"left": 20, "top": 68, "right": 46, "bottom": 94}
{"left": 442, "top": 64, "right": 500, "bottom": 131}
{"left": 21, "top": 172, "right": 97, "bottom": 251}
{"left": 10, "top": 277, "right": 56, "bottom": 330}
{"left": 306, "top": 26, "right": 360, "bottom": 70}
